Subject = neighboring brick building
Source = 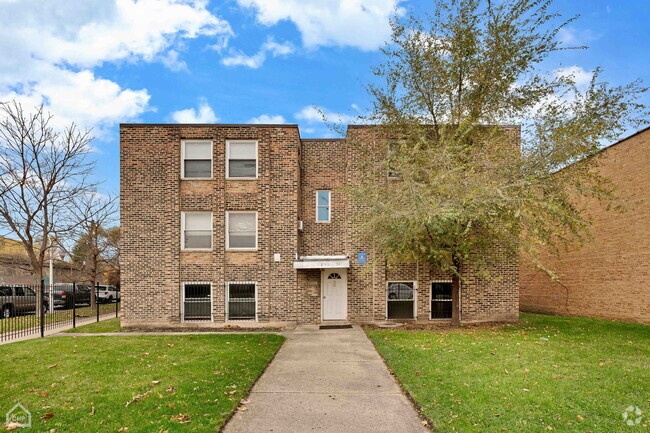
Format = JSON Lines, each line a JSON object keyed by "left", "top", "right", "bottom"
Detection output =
{"left": 120, "top": 123, "right": 519, "bottom": 327}
{"left": 521, "top": 127, "right": 650, "bottom": 324}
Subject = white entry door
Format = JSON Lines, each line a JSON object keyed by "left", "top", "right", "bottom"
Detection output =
{"left": 322, "top": 269, "right": 347, "bottom": 320}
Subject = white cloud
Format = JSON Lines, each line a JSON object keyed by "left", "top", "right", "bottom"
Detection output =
{"left": 558, "top": 27, "right": 599, "bottom": 46}
{"left": 554, "top": 66, "right": 594, "bottom": 90}
{"left": 171, "top": 100, "right": 218, "bottom": 123}
{"left": 222, "top": 37, "right": 294, "bottom": 69}
{"left": 248, "top": 114, "right": 286, "bottom": 124}
{"left": 0, "top": 0, "right": 232, "bottom": 132}
{"left": 236, "top": 0, "right": 403, "bottom": 50}
{"left": 295, "top": 105, "right": 361, "bottom": 125}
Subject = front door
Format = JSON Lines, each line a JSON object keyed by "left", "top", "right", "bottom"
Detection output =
{"left": 322, "top": 269, "right": 347, "bottom": 320}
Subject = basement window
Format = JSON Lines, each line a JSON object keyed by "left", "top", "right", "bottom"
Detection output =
{"left": 227, "top": 140, "right": 257, "bottom": 179}
{"left": 182, "top": 140, "right": 212, "bottom": 179}
{"left": 226, "top": 282, "right": 257, "bottom": 321}
{"left": 181, "top": 211, "right": 212, "bottom": 250}
{"left": 182, "top": 282, "right": 212, "bottom": 321}
{"left": 430, "top": 282, "right": 452, "bottom": 319}
{"left": 387, "top": 281, "right": 415, "bottom": 319}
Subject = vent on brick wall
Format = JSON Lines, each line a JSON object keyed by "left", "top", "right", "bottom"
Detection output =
{"left": 298, "top": 220, "right": 304, "bottom": 232}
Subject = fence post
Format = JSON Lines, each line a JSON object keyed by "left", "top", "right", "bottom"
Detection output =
{"left": 96, "top": 285, "right": 100, "bottom": 323}
{"left": 40, "top": 279, "right": 45, "bottom": 338}
{"left": 72, "top": 282, "right": 76, "bottom": 329}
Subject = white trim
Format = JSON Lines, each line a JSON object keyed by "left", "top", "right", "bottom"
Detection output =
{"left": 225, "top": 211, "right": 258, "bottom": 251}
{"left": 321, "top": 268, "right": 347, "bottom": 321}
{"left": 181, "top": 211, "right": 213, "bottom": 251}
{"left": 180, "top": 281, "right": 213, "bottom": 322}
{"left": 226, "top": 140, "right": 258, "bottom": 180}
{"left": 225, "top": 281, "right": 258, "bottom": 322}
{"left": 429, "top": 280, "right": 453, "bottom": 321}
{"left": 181, "top": 139, "right": 213, "bottom": 180}
{"left": 385, "top": 281, "right": 417, "bottom": 320}
{"left": 315, "top": 190, "right": 331, "bottom": 223}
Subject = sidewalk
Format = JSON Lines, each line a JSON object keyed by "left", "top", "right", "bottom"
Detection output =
{"left": 224, "top": 325, "right": 429, "bottom": 433}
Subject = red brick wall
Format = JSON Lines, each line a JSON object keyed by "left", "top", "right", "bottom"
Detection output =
{"left": 520, "top": 128, "right": 650, "bottom": 324}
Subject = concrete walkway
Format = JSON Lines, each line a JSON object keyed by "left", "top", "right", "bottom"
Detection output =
{"left": 224, "top": 325, "right": 429, "bottom": 433}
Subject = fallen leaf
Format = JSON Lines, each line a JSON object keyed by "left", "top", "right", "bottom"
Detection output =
{"left": 40, "top": 391, "right": 50, "bottom": 397}
{"left": 577, "top": 415, "right": 584, "bottom": 421}
{"left": 170, "top": 414, "right": 191, "bottom": 424}
{"left": 90, "top": 406, "right": 95, "bottom": 416}
{"left": 151, "top": 380, "right": 160, "bottom": 385}
{"left": 118, "top": 428, "right": 129, "bottom": 432}
{"left": 48, "top": 364, "right": 58, "bottom": 369}
{"left": 5, "top": 422, "right": 22, "bottom": 431}
{"left": 41, "top": 412, "right": 55, "bottom": 420}
{"left": 236, "top": 407, "right": 248, "bottom": 412}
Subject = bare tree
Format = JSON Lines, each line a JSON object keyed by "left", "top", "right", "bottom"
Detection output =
{"left": 0, "top": 100, "right": 97, "bottom": 316}
{"left": 69, "top": 194, "right": 118, "bottom": 307}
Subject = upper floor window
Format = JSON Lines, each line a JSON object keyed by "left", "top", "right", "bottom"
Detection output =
{"left": 316, "top": 190, "right": 331, "bottom": 222}
{"left": 181, "top": 211, "right": 212, "bottom": 250}
{"left": 226, "top": 211, "right": 258, "bottom": 250}
{"left": 227, "top": 140, "right": 257, "bottom": 179}
{"left": 181, "top": 140, "right": 212, "bottom": 179}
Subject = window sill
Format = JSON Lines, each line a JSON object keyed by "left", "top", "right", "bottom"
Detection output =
{"left": 181, "top": 248, "right": 213, "bottom": 252}
{"left": 225, "top": 177, "right": 258, "bottom": 181}
{"left": 226, "top": 249, "right": 258, "bottom": 252}
{"left": 315, "top": 220, "right": 331, "bottom": 224}
{"left": 181, "top": 177, "right": 213, "bottom": 181}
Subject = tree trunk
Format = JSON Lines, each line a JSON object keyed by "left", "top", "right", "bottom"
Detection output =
{"left": 451, "top": 273, "right": 460, "bottom": 326}
{"left": 451, "top": 255, "right": 461, "bottom": 326}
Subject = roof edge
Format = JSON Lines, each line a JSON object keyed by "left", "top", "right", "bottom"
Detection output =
{"left": 120, "top": 123, "right": 299, "bottom": 128}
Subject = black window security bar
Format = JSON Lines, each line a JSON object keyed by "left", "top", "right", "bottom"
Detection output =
{"left": 182, "top": 283, "right": 212, "bottom": 321}
{"left": 387, "top": 282, "right": 415, "bottom": 319}
{"left": 1, "top": 281, "right": 120, "bottom": 343}
{"left": 431, "top": 282, "right": 453, "bottom": 319}
{"left": 227, "top": 282, "right": 256, "bottom": 321}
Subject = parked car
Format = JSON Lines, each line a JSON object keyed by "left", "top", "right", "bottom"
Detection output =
{"left": 387, "top": 282, "right": 414, "bottom": 300}
{"left": 45, "top": 284, "right": 91, "bottom": 309}
{"left": 95, "top": 285, "right": 120, "bottom": 303}
{"left": 0, "top": 285, "right": 49, "bottom": 318}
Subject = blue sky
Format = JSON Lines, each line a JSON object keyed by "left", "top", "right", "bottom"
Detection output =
{"left": 0, "top": 0, "right": 648, "bottom": 194}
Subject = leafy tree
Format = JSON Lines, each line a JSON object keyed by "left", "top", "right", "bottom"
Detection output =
{"left": 351, "top": 0, "right": 648, "bottom": 323}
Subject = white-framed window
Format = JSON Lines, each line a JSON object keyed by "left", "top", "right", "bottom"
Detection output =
{"left": 181, "top": 140, "right": 212, "bottom": 179}
{"left": 226, "top": 211, "right": 258, "bottom": 250}
{"left": 386, "top": 281, "right": 416, "bottom": 320}
{"left": 226, "top": 140, "right": 258, "bottom": 179}
{"left": 181, "top": 211, "right": 212, "bottom": 250}
{"left": 430, "top": 281, "right": 453, "bottom": 320}
{"left": 225, "top": 281, "right": 257, "bottom": 321}
{"left": 181, "top": 282, "right": 212, "bottom": 322}
{"left": 316, "top": 190, "right": 331, "bottom": 222}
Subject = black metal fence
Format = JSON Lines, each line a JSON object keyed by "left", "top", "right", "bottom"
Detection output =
{"left": 0, "top": 281, "right": 119, "bottom": 343}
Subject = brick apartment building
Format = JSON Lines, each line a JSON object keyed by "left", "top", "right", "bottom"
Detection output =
{"left": 521, "top": 127, "right": 650, "bottom": 324}
{"left": 120, "top": 123, "right": 519, "bottom": 327}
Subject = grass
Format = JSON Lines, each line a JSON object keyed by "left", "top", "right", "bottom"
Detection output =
{"left": 66, "top": 317, "right": 121, "bottom": 333}
{"left": 366, "top": 313, "right": 649, "bottom": 432}
{"left": 1, "top": 303, "right": 118, "bottom": 334}
{"left": 0, "top": 333, "right": 284, "bottom": 432}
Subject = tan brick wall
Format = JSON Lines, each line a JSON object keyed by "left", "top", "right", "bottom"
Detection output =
{"left": 520, "top": 128, "right": 650, "bottom": 324}
{"left": 122, "top": 123, "right": 519, "bottom": 326}
{"left": 121, "top": 125, "right": 299, "bottom": 326}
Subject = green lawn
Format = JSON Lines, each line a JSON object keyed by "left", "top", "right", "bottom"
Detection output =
{"left": 366, "top": 313, "right": 649, "bottom": 432}
{"left": 1, "top": 303, "right": 118, "bottom": 333}
{"left": 1, "top": 333, "right": 284, "bottom": 432}
{"left": 66, "top": 317, "right": 121, "bottom": 333}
